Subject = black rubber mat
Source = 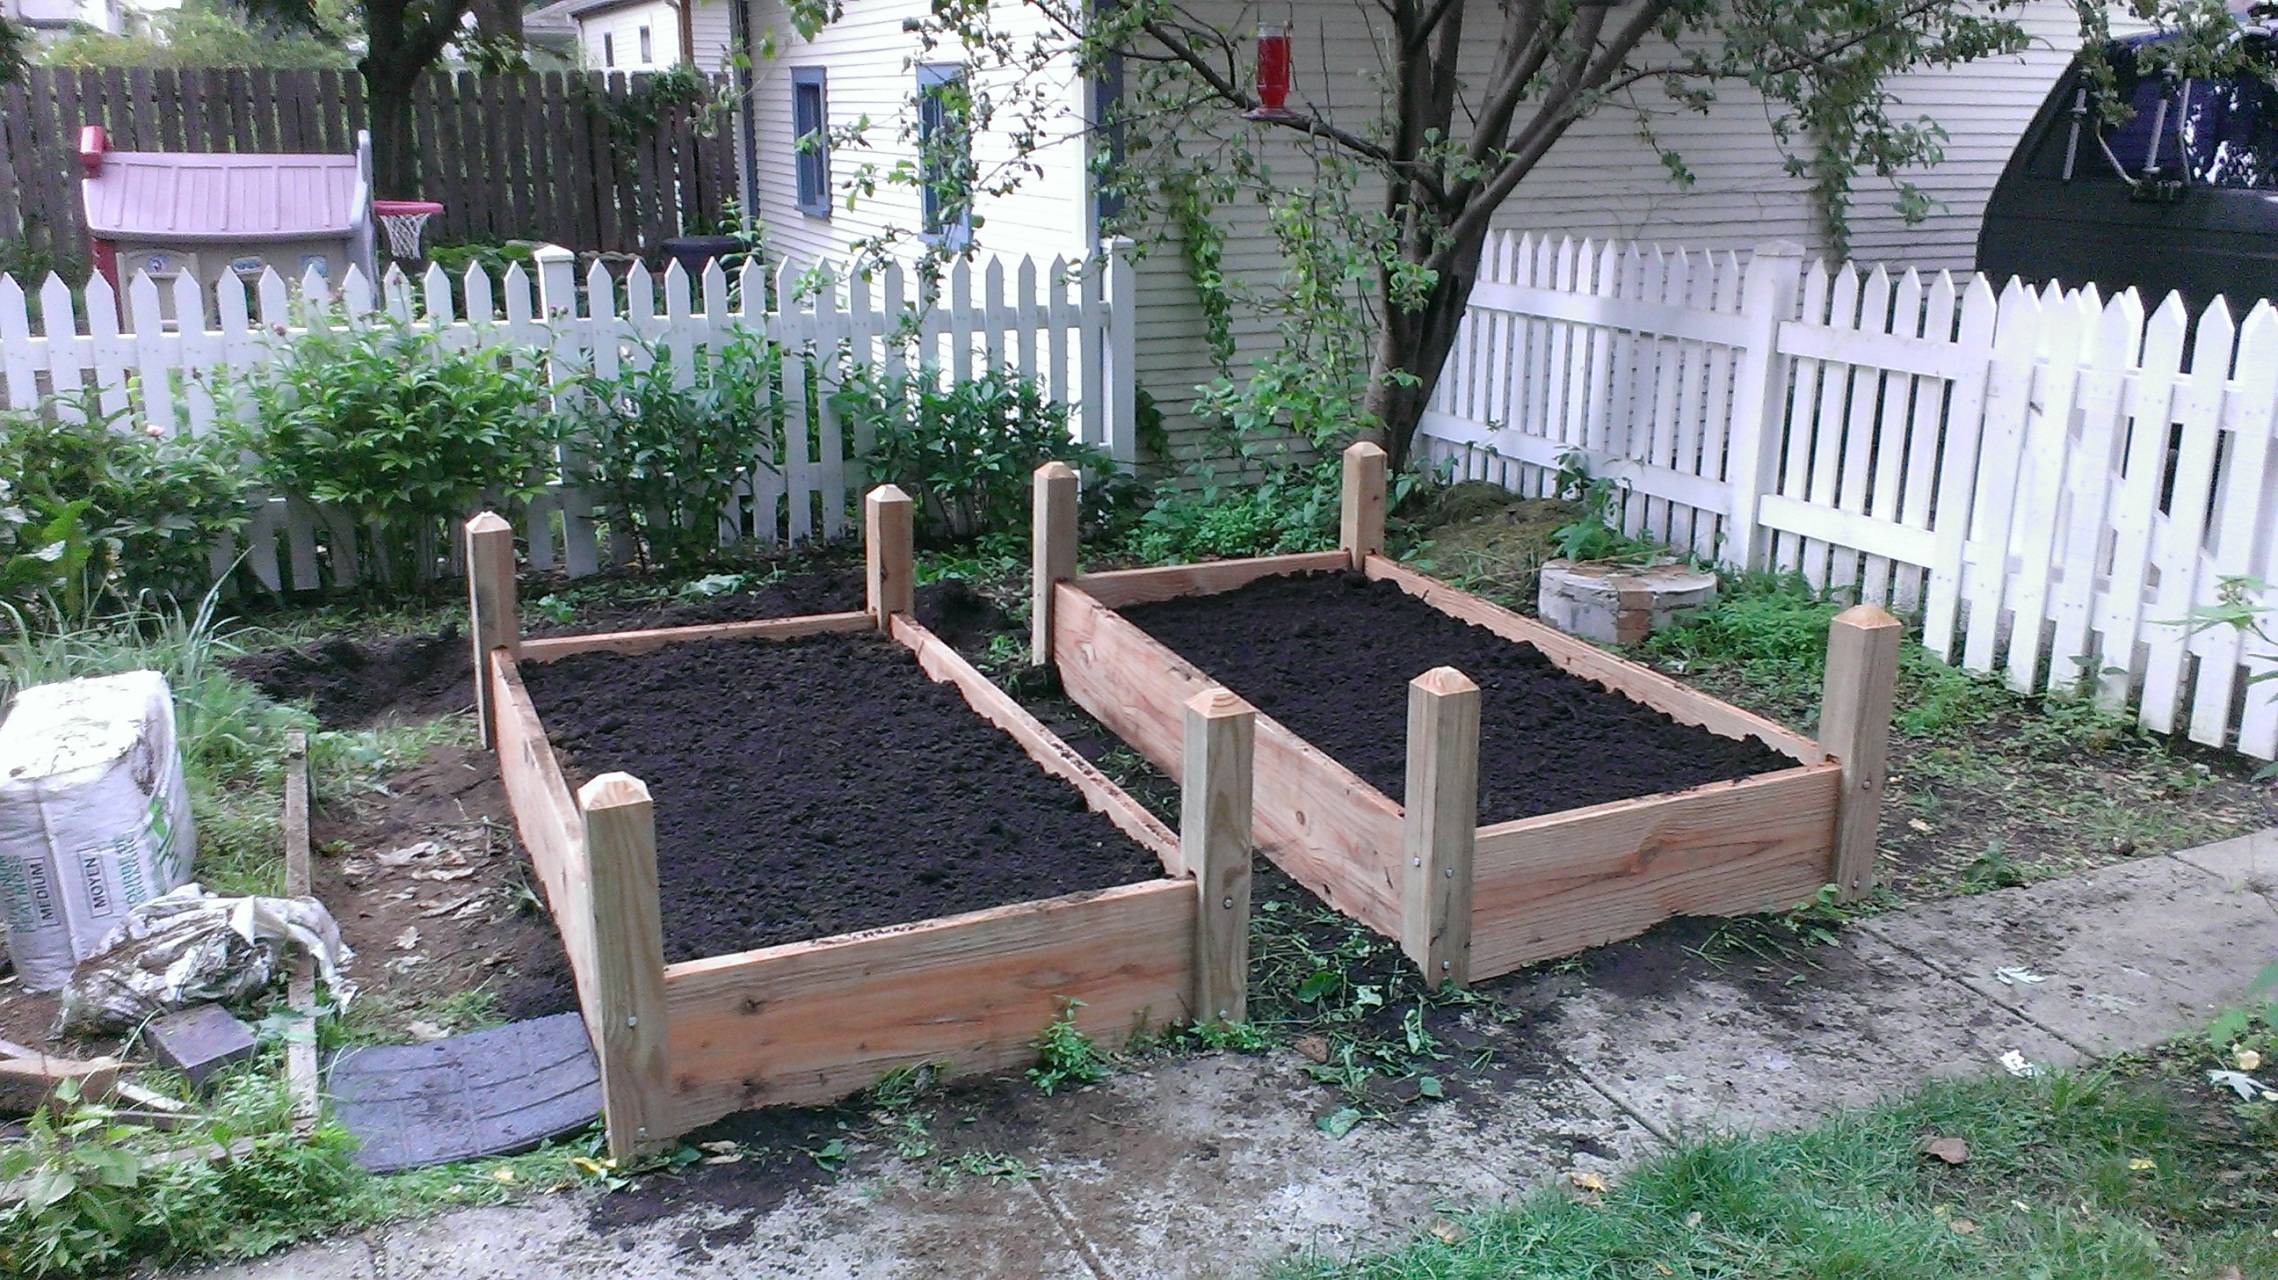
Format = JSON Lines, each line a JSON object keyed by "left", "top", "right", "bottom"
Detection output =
{"left": 328, "top": 1012, "right": 600, "bottom": 1172}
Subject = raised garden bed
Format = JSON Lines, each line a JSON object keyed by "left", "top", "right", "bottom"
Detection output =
{"left": 1032, "top": 448, "right": 1899, "bottom": 986}
{"left": 464, "top": 490, "right": 1259, "bottom": 1158}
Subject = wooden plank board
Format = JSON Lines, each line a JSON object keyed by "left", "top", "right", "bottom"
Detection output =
{"left": 660, "top": 880, "right": 1194, "bottom": 1127}
{"left": 518, "top": 611, "right": 873, "bottom": 663}
{"left": 1074, "top": 550, "right": 1350, "bottom": 610}
{"left": 488, "top": 653, "right": 595, "bottom": 1034}
{"left": 1361, "top": 556, "right": 1822, "bottom": 763}
{"left": 283, "top": 732, "right": 318, "bottom": 1135}
{"left": 1052, "top": 584, "right": 1406, "bottom": 936}
{"left": 1468, "top": 763, "right": 1842, "bottom": 977}
{"left": 890, "top": 613, "right": 1179, "bottom": 873}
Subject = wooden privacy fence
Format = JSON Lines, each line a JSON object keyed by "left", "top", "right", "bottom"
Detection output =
{"left": 0, "top": 66, "right": 736, "bottom": 272}
{"left": 1420, "top": 232, "right": 2278, "bottom": 760}
{"left": 0, "top": 242, "right": 1137, "bottom": 591}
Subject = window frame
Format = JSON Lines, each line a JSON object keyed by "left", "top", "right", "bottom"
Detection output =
{"left": 637, "top": 24, "right": 652, "bottom": 64}
{"left": 601, "top": 31, "right": 615, "bottom": 68}
{"left": 791, "top": 66, "right": 831, "bottom": 218}
{"left": 915, "top": 62, "right": 972, "bottom": 250}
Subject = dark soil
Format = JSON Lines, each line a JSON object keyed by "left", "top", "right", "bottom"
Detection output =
{"left": 1120, "top": 571, "right": 1793, "bottom": 824}
{"left": 520, "top": 631, "right": 1166, "bottom": 962}
{"left": 227, "top": 571, "right": 1012, "bottom": 731}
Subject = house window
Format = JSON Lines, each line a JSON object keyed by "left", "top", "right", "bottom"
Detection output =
{"left": 916, "top": 63, "right": 972, "bottom": 248}
{"left": 638, "top": 25, "right": 652, "bottom": 64}
{"left": 602, "top": 32, "right": 615, "bottom": 68}
{"left": 792, "top": 68, "right": 830, "bottom": 217}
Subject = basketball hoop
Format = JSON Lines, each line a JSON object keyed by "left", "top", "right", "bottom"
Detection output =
{"left": 373, "top": 199, "right": 444, "bottom": 262}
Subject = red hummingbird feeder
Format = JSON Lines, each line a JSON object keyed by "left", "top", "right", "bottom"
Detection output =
{"left": 1245, "top": 22, "right": 1303, "bottom": 122}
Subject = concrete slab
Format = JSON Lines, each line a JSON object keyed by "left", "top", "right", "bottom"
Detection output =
{"left": 185, "top": 1237, "right": 375, "bottom": 1280}
{"left": 2174, "top": 830, "right": 2278, "bottom": 914}
{"left": 360, "top": 1168, "right": 1097, "bottom": 1279}
{"left": 1545, "top": 926, "right": 2077, "bottom": 1137}
{"left": 1018, "top": 1046, "right": 1650, "bottom": 1278}
{"left": 1865, "top": 853, "right": 2278, "bottom": 1056}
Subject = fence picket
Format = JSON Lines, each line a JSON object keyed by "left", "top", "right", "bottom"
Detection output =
{"left": 1920, "top": 275, "right": 1998, "bottom": 653}
{"left": 2191, "top": 304, "right": 2278, "bottom": 750}
{"left": 2138, "top": 299, "right": 2234, "bottom": 733}
{"left": 2044, "top": 291, "right": 2143, "bottom": 694}
{"left": 2001, "top": 286, "right": 2098, "bottom": 693}
{"left": 2094, "top": 293, "right": 2190, "bottom": 707}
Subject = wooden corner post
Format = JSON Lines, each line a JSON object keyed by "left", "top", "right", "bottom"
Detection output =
{"left": 1402, "top": 667, "right": 1479, "bottom": 987}
{"left": 865, "top": 484, "right": 915, "bottom": 632}
{"left": 1340, "top": 442, "right": 1388, "bottom": 571}
{"left": 1819, "top": 605, "right": 1902, "bottom": 901}
{"left": 578, "top": 773, "right": 670, "bottom": 1160}
{"left": 1032, "top": 461, "right": 1079, "bottom": 664}
{"left": 464, "top": 512, "right": 518, "bottom": 749}
{"left": 1182, "top": 687, "right": 1255, "bottom": 1026}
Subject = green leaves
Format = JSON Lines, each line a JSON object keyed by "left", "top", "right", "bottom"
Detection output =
{"left": 839, "top": 363, "right": 1121, "bottom": 545}
{"left": 226, "top": 313, "right": 559, "bottom": 589}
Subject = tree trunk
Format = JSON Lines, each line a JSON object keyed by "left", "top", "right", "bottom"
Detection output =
{"left": 1363, "top": 228, "right": 1488, "bottom": 474}
{"left": 362, "top": 63, "right": 419, "bottom": 199}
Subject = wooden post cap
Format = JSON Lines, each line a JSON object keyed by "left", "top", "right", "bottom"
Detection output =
{"left": 1411, "top": 666, "right": 1479, "bottom": 698}
{"left": 465, "top": 510, "right": 512, "bottom": 535}
{"left": 579, "top": 771, "right": 652, "bottom": 811}
{"left": 866, "top": 483, "right": 913, "bottom": 506}
{"left": 1185, "top": 687, "right": 1255, "bottom": 721}
{"left": 1035, "top": 459, "right": 1078, "bottom": 482}
{"left": 1832, "top": 603, "right": 1902, "bottom": 632}
{"left": 1344, "top": 441, "right": 1388, "bottom": 463}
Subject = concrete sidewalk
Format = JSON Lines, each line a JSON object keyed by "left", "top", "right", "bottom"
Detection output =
{"left": 192, "top": 832, "right": 2278, "bottom": 1280}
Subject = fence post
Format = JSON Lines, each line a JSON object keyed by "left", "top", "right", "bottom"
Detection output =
{"left": 464, "top": 512, "right": 517, "bottom": 749}
{"left": 1720, "top": 242, "right": 1805, "bottom": 571}
{"left": 578, "top": 772, "right": 670, "bottom": 1160}
{"left": 864, "top": 484, "right": 914, "bottom": 631}
{"left": 1340, "top": 442, "right": 1387, "bottom": 571}
{"left": 1032, "top": 461, "right": 1079, "bottom": 665}
{"left": 1402, "top": 667, "right": 1479, "bottom": 988}
{"left": 1183, "top": 687, "right": 1255, "bottom": 1026}
{"left": 1820, "top": 605, "right": 1902, "bottom": 901}
{"left": 1103, "top": 236, "right": 1138, "bottom": 470}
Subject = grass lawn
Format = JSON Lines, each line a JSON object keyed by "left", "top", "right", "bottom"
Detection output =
{"left": 1279, "top": 1023, "right": 2278, "bottom": 1280}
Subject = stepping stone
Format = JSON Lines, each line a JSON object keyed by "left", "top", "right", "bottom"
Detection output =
{"left": 328, "top": 1012, "right": 600, "bottom": 1172}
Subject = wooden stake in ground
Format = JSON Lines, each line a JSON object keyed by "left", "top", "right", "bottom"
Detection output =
{"left": 284, "top": 730, "right": 319, "bottom": 1135}
{"left": 1182, "top": 687, "right": 1255, "bottom": 1026}
{"left": 464, "top": 512, "right": 518, "bottom": 749}
{"left": 1340, "top": 442, "right": 1388, "bottom": 571}
{"left": 864, "top": 485, "right": 915, "bottom": 631}
{"left": 1031, "top": 461, "right": 1079, "bottom": 664}
{"left": 1402, "top": 667, "right": 1479, "bottom": 987}
{"left": 579, "top": 772, "right": 669, "bottom": 1159}
{"left": 1820, "top": 604, "right": 1903, "bottom": 901}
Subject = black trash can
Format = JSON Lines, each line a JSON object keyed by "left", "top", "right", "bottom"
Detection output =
{"left": 658, "top": 235, "right": 749, "bottom": 276}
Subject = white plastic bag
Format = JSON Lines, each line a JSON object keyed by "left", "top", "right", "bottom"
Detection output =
{"left": 0, "top": 670, "right": 196, "bottom": 992}
{"left": 55, "top": 883, "right": 355, "bottom": 1035}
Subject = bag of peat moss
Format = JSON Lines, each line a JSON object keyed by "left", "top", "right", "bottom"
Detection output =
{"left": 0, "top": 670, "right": 196, "bottom": 992}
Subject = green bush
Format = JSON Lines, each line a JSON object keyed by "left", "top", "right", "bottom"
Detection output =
{"left": 227, "top": 316, "right": 558, "bottom": 588}
{"left": 836, "top": 365, "right": 1124, "bottom": 544}
{"left": 0, "top": 1075, "right": 364, "bottom": 1279}
{"left": 1123, "top": 450, "right": 1425, "bottom": 565}
{"left": 560, "top": 328, "right": 786, "bottom": 572}
{"left": 0, "top": 399, "right": 250, "bottom": 621}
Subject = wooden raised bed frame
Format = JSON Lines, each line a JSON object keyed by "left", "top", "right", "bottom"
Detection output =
{"left": 463, "top": 490, "right": 1259, "bottom": 1158}
{"left": 1032, "top": 448, "right": 1901, "bottom": 988}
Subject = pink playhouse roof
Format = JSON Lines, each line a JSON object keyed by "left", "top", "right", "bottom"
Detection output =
{"left": 82, "top": 150, "right": 364, "bottom": 243}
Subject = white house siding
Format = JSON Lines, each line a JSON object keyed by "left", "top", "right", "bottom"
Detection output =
{"left": 579, "top": 0, "right": 683, "bottom": 71}
{"left": 741, "top": 0, "right": 1095, "bottom": 277}
{"left": 1121, "top": 0, "right": 2109, "bottom": 459}
{"left": 685, "top": 0, "right": 738, "bottom": 72}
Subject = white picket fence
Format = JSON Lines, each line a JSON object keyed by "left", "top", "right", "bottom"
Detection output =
{"left": 1421, "top": 232, "right": 2278, "bottom": 758}
{"left": 0, "top": 243, "right": 1136, "bottom": 592}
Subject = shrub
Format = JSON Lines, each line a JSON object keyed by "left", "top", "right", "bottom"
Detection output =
{"left": 558, "top": 328, "right": 786, "bottom": 572}
{"left": 1122, "top": 450, "right": 1425, "bottom": 565}
{"left": 836, "top": 365, "right": 1124, "bottom": 544}
{"left": 227, "top": 315, "right": 558, "bottom": 588}
{"left": 0, "top": 399, "right": 250, "bottom": 621}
